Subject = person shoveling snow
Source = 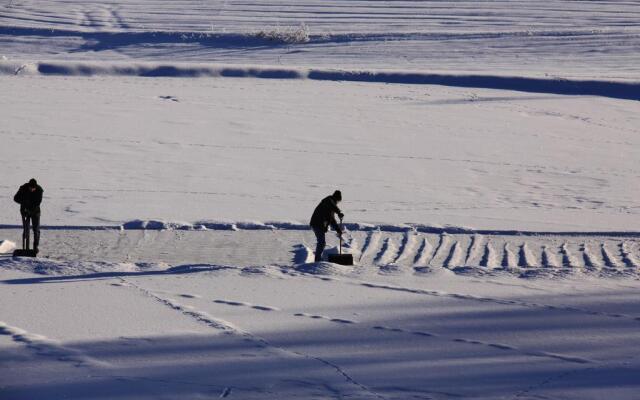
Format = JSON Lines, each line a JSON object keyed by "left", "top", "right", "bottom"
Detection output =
{"left": 309, "top": 190, "right": 344, "bottom": 262}
{"left": 13, "top": 178, "right": 43, "bottom": 255}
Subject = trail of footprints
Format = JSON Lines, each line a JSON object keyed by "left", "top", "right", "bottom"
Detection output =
{"left": 339, "top": 231, "right": 640, "bottom": 276}
{"left": 209, "top": 295, "right": 591, "bottom": 365}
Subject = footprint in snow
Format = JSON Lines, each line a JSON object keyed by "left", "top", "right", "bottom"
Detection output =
{"left": 214, "top": 299, "right": 280, "bottom": 311}
{"left": 158, "top": 95, "right": 179, "bottom": 102}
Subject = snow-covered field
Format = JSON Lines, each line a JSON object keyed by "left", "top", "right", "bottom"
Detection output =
{"left": 2, "top": 1, "right": 640, "bottom": 399}
{"left": 2, "top": 229, "right": 640, "bottom": 399}
{"left": 2, "top": 75, "right": 639, "bottom": 231}
{"left": 2, "top": 0, "right": 640, "bottom": 78}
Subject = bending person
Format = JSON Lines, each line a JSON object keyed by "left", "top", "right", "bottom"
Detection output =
{"left": 310, "top": 190, "right": 344, "bottom": 262}
{"left": 14, "top": 179, "right": 44, "bottom": 253}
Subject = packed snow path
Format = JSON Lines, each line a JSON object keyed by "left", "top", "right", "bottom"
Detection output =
{"left": 1, "top": 0, "right": 640, "bottom": 79}
{"left": 2, "top": 228, "right": 640, "bottom": 278}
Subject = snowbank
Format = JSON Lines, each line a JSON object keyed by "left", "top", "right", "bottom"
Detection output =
{"left": 0, "top": 240, "right": 16, "bottom": 254}
{"left": 2, "top": 1, "right": 639, "bottom": 79}
{"left": 2, "top": 60, "right": 638, "bottom": 100}
{"left": 2, "top": 220, "right": 639, "bottom": 238}
{"left": 294, "top": 262, "right": 356, "bottom": 276}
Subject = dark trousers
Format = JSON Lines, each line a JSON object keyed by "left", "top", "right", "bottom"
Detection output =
{"left": 21, "top": 212, "right": 40, "bottom": 250}
{"left": 312, "top": 226, "right": 326, "bottom": 262}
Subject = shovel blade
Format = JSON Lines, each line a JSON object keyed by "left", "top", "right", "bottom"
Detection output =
{"left": 328, "top": 254, "right": 353, "bottom": 265}
{"left": 13, "top": 249, "right": 38, "bottom": 258}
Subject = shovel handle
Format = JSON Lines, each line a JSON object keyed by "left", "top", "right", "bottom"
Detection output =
{"left": 339, "top": 217, "right": 344, "bottom": 255}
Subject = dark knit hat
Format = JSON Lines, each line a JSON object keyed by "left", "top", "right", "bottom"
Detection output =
{"left": 332, "top": 190, "right": 342, "bottom": 201}
{"left": 28, "top": 178, "right": 37, "bottom": 187}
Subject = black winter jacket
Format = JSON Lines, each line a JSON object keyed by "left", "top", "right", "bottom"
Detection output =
{"left": 14, "top": 184, "right": 44, "bottom": 215}
{"left": 310, "top": 196, "right": 342, "bottom": 232}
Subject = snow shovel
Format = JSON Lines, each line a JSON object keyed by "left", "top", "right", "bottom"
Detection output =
{"left": 13, "top": 249, "right": 38, "bottom": 257}
{"left": 13, "top": 221, "right": 38, "bottom": 258}
{"left": 328, "top": 218, "right": 353, "bottom": 265}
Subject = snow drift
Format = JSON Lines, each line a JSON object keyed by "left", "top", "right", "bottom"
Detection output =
{"left": 0, "top": 240, "right": 16, "bottom": 254}
{"left": 2, "top": 60, "right": 639, "bottom": 100}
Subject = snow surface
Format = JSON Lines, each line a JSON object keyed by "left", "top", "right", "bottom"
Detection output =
{"left": 2, "top": 230, "right": 640, "bottom": 399}
{"left": 1, "top": 0, "right": 640, "bottom": 79}
{"left": 2, "top": 75, "right": 640, "bottom": 231}
{"left": 0, "top": 240, "right": 16, "bottom": 254}
{"left": 2, "top": 1, "right": 640, "bottom": 399}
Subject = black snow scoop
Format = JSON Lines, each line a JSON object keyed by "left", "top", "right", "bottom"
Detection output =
{"left": 328, "top": 219, "right": 353, "bottom": 265}
{"left": 13, "top": 249, "right": 38, "bottom": 257}
{"left": 13, "top": 236, "right": 38, "bottom": 258}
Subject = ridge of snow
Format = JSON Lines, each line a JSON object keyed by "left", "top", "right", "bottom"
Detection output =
{"left": 0, "top": 240, "right": 16, "bottom": 254}
{"left": 3, "top": 220, "right": 640, "bottom": 237}
{"left": 2, "top": 60, "right": 638, "bottom": 100}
